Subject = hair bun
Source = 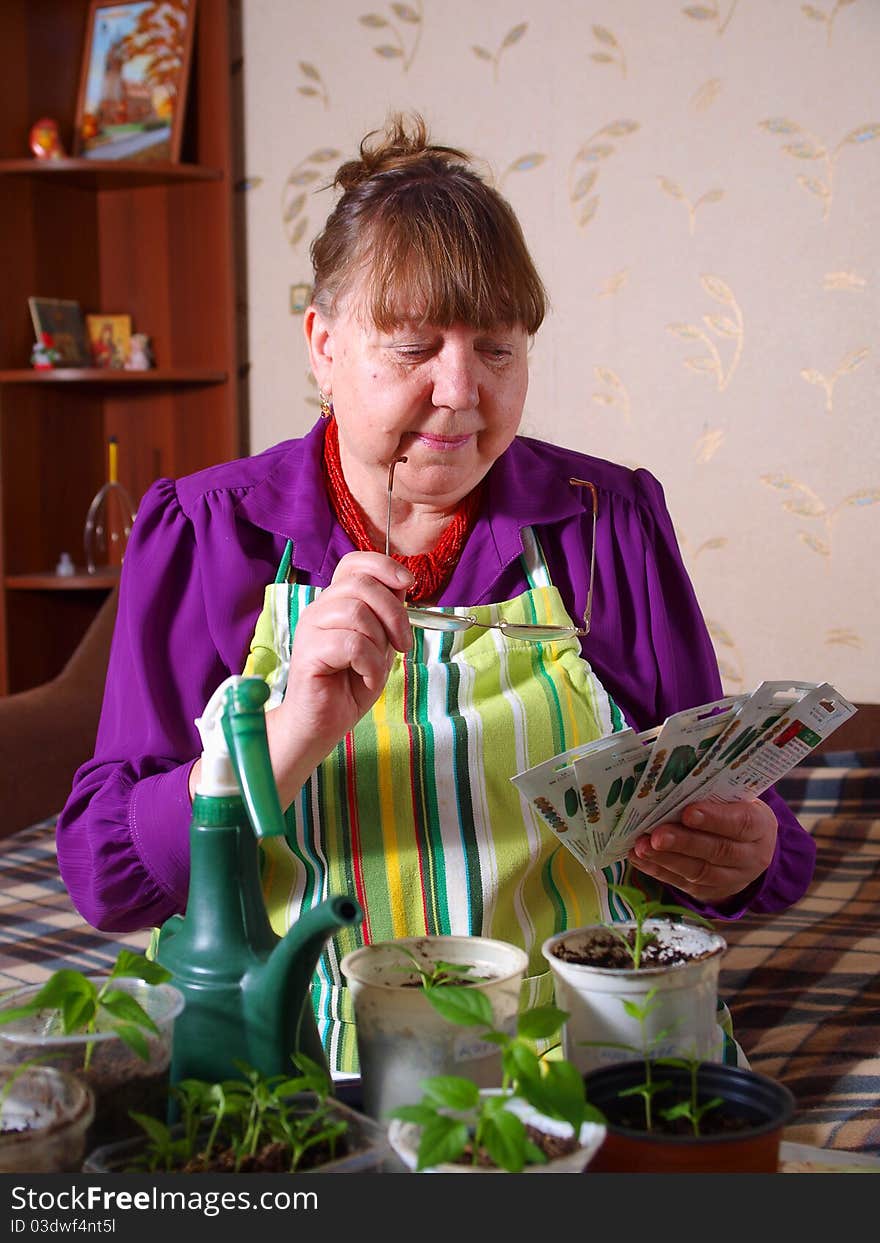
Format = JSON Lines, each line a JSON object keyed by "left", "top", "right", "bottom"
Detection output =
{"left": 333, "top": 112, "right": 469, "bottom": 192}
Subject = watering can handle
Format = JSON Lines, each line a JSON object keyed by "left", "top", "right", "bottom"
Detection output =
{"left": 221, "top": 678, "right": 287, "bottom": 839}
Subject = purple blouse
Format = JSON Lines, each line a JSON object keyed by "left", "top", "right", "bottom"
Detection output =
{"left": 56, "top": 419, "right": 816, "bottom": 931}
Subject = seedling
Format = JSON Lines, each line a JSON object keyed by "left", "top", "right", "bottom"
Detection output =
{"left": 581, "top": 987, "right": 722, "bottom": 1136}
{"left": 0, "top": 949, "right": 172, "bottom": 1069}
{"left": 606, "top": 882, "right": 712, "bottom": 969}
{"left": 127, "top": 1053, "right": 347, "bottom": 1174}
{"left": 389, "top": 988, "right": 604, "bottom": 1173}
{"left": 393, "top": 946, "right": 479, "bottom": 989}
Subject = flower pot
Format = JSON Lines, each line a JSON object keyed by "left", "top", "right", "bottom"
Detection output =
{"left": 340, "top": 935, "right": 528, "bottom": 1120}
{"left": 0, "top": 1065, "right": 94, "bottom": 1173}
{"left": 83, "top": 1092, "right": 400, "bottom": 1174}
{"left": 0, "top": 977, "right": 184, "bottom": 1150}
{"left": 388, "top": 1089, "right": 606, "bottom": 1173}
{"left": 582, "top": 1059, "right": 795, "bottom": 1173}
{"left": 542, "top": 920, "right": 726, "bottom": 1073}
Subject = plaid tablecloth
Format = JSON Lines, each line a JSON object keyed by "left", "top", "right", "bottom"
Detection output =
{"left": 721, "top": 752, "right": 880, "bottom": 1155}
{"left": 2, "top": 755, "right": 878, "bottom": 1157}
{"left": 0, "top": 816, "right": 148, "bottom": 992}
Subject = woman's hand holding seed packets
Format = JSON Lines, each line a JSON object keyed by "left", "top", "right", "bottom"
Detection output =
{"left": 511, "top": 681, "right": 856, "bottom": 871}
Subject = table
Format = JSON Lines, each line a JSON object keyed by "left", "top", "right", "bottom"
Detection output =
{"left": 1, "top": 780, "right": 878, "bottom": 1170}
{"left": 0, "top": 816, "right": 148, "bottom": 991}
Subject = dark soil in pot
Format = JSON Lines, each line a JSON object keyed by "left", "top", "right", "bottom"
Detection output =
{"left": 551, "top": 925, "right": 715, "bottom": 969}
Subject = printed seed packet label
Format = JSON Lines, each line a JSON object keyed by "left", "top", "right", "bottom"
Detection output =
{"left": 640, "top": 681, "right": 815, "bottom": 829}
{"left": 611, "top": 695, "right": 746, "bottom": 846}
{"left": 697, "top": 683, "right": 856, "bottom": 807}
{"left": 571, "top": 726, "right": 662, "bottom": 857}
{"left": 511, "top": 733, "right": 634, "bottom": 859}
{"left": 510, "top": 681, "right": 857, "bottom": 874}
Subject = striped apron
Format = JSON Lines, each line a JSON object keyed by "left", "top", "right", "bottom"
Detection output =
{"left": 243, "top": 529, "right": 740, "bottom": 1071}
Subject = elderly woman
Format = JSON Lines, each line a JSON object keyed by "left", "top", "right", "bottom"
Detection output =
{"left": 57, "top": 115, "right": 814, "bottom": 1072}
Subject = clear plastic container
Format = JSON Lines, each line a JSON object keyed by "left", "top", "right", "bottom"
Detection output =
{"left": 0, "top": 1065, "right": 94, "bottom": 1173}
{"left": 0, "top": 978, "right": 184, "bottom": 1151}
{"left": 83, "top": 1093, "right": 401, "bottom": 1174}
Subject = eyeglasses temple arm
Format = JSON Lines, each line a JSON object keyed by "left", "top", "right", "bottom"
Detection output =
{"left": 569, "top": 478, "right": 598, "bottom": 635}
{"left": 385, "top": 456, "right": 408, "bottom": 558}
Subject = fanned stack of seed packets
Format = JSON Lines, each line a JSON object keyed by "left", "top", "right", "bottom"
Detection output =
{"left": 511, "top": 681, "right": 856, "bottom": 872}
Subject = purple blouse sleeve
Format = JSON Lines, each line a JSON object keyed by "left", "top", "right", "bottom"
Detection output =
{"left": 56, "top": 479, "right": 229, "bottom": 932}
{"left": 627, "top": 469, "right": 816, "bottom": 919}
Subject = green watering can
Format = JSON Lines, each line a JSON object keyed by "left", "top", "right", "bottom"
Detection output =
{"left": 155, "top": 676, "right": 362, "bottom": 1087}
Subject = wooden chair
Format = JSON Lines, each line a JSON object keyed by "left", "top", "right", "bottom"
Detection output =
{"left": 0, "top": 588, "right": 118, "bottom": 838}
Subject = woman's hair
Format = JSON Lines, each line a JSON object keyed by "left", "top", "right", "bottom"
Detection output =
{"left": 310, "top": 113, "right": 547, "bottom": 334}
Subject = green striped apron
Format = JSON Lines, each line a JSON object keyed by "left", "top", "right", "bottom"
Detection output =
{"left": 243, "top": 529, "right": 726, "bottom": 1073}
{"left": 243, "top": 528, "right": 634, "bottom": 1072}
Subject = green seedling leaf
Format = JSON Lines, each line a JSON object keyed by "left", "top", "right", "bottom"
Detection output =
{"left": 423, "top": 984, "right": 493, "bottom": 1027}
{"left": 502, "top": 1041, "right": 541, "bottom": 1083}
{"left": 524, "top": 1059, "right": 590, "bottom": 1130}
{"left": 416, "top": 1114, "right": 470, "bottom": 1171}
{"left": 422, "top": 1075, "right": 480, "bottom": 1111}
{"left": 113, "top": 1023, "right": 151, "bottom": 1062}
{"left": 516, "top": 1004, "right": 567, "bottom": 1041}
{"left": 129, "top": 1111, "right": 173, "bottom": 1146}
{"left": 110, "top": 951, "right": 172, "bottom": 985}
{"left": 62, "top": 993, "right": 96, "bottom": 1033}
{"left": 483, "top": 1108, "right": 533, "bottom": 1173}
{"left": 99, "top": 989, "right": 160, "bottom": 1035}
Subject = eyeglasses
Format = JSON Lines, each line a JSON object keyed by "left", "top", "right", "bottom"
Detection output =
{"left": 385, "top": 457, "right": 596, "bottom": 642}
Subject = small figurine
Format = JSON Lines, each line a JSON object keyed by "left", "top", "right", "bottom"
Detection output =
{"left": 29, "top": 118, "right": 65, "bottom": 161}
{"left": 125, "top": 333, "right": 154, "bottom": 371}
{"left": 31, "top": 332, "right": 60, "bottom": 370}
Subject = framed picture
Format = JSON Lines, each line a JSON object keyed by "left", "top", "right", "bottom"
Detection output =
{"left": 86, "top": 314, "right": 133, "bottom": 369}
{"left": 28, "top": 298, "right": 92, "bottom": 367}
{"left": 73, "top": 0, "right": 197, "bottom": 162}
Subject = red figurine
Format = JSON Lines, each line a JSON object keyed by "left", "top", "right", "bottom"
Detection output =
{"left": 29, "top": 118, "right": 65, "bottom": 160}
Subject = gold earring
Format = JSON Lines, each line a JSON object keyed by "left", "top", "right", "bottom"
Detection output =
{"left": 319, "top": 391, "right": 333, "bottom": 419}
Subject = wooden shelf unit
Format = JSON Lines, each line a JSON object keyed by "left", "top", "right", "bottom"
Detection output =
{"left": 0, "top": 0, "right": 241, "bottom": 694}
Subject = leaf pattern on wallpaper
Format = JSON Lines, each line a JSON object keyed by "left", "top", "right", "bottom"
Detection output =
{"left": 498, "top": 151, "right": 547, "bottom": 192}
{"left": 590, "top": 24, "right": 627, "bottom": 77}
{"left": 801, "top": 0, "right": 860, "bottom": 48}
{"left": 599, "top": 269, "right": 629, "bottom": 297}
{"left": 591, "top": 366, "right": 631, "bottom": 423}
{"left": 694, "top": 427, "right": 725, "bottom": 463}
{"left": 760, "top": 475, "right": 880, "bottom": 559}
{"left": 472, "top": 20, "right": 527, "bottom": 82}
{"left": 823, "top": 270, "right": 866, "bottom": 292}
{"left": 682, "top": 1, "right": 739, "bottom": 36}
{"left": 826, "top": 627, "right": 862, "bottom": 650}
{"left": 281, "top": 147, "right": 341, "bottom": 249}
{"left": 801, "top": 346, "right": 868, "bottom": 414}
{"left": 358, "top": 1, "right": 424, "bottom": 71}
{"left": 704, "top": 619, "right": 744, "bottom": 688}
{"left": 568, "top": 120, "right": 640, "bottom": 230}
{"left": 298, "top": 60, "right": 329, "bottom": 108}
{"left": 759, "top": 117, "right": 880, "bottom": 223}
{"left": 657, "top": 176, "right": 725, "bottom": 234}
{"left": 691, "top": 78, "right": 722, "bottom": 111}
{"left": 667, "top": 274, "right": 744, "bottom": 391}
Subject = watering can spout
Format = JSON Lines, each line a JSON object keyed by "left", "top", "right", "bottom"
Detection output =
{"left": 247, "top": 894, "right": 364, "bottom": 1069}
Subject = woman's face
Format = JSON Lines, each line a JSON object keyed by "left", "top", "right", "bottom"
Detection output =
{"left": 305, "top": 288, "right": 530, "bottom": 511}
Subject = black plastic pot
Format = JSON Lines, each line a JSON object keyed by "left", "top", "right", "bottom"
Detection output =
{"left": 583, "top": 1059, "right": 796, "bottom": 1173}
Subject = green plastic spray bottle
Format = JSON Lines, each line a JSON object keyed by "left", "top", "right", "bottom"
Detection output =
{"left": 155, "top": 675, "right": 362, "bottom": 1088}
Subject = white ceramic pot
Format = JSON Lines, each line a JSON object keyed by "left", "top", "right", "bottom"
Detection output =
{"left": 340, "top": 935, "right": 528, "bottom": 1121}
{"left": 542, "top": 920, "right": 727, "bottom": 1074}
{"left": 388, "top": 1091, "right": 607, "bottom": 1173}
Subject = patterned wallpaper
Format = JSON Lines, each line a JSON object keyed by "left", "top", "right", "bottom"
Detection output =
{"left": 239, "top": 0, "right": 879, "bottom": 702}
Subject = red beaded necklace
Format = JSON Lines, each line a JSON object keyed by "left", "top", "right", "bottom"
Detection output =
{"left": 322, "top": 416, "right": 480, "bottom": 602}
